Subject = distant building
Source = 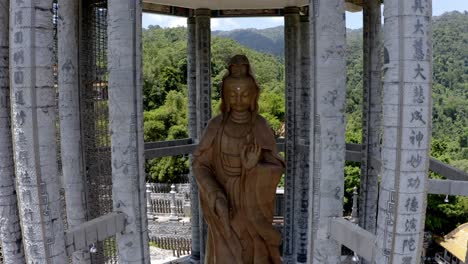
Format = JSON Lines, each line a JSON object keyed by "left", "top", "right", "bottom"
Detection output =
{"left": 435, "top": 223, "right": 468, "bottom": 264}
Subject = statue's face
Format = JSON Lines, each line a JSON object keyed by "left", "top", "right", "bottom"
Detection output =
{"left": 224, "top": 77, "right": 255, "bottom": 112}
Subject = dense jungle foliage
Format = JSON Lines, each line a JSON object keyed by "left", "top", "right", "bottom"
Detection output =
{"left": 142, "top": 11, "right": 468, "bottom": 234}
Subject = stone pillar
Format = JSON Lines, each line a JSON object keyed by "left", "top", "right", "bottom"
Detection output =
{"left": 0, "top": 2, "right": 25, "bottom": 263}
{"left": 146, "top": 183, "right": 153, "bottom": 218}
{"left": 57, "top": 0, "right": 90, "bottom": 263}
{"left": 187, "top": 16, "right": 201, "bottom": 262}
{"left": 9, "top": 0, "right": 67, "bottom": 262}
{"left": 359, "top": 0, "right": 382, "bottom": 236}
{"left": 108, "top": 1, "right": 150, "bottom": 263}
{"left": 293, "top": 13, "right": 312, "bottom": 264}
{"left": 375, "top": 0, "right": 432, "bottom": 263}
{"left": 194, "top": 9, "right": 211, "bottom": 263}
{"left": 169, "top": 184, "right": 179, "bottom": 221}
{"left": 283, "top": 7, "right": 300, "bottom": 263}
{"left": 307, "top": 0, "right": 347, "bottom": 262}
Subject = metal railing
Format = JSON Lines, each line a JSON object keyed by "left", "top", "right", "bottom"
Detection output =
{"left": 435, "top": 252, "right": 451, "bottom": 264}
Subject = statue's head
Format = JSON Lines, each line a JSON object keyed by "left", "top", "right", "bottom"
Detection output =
{"left": 220, "top": 55, "right": 260, "bottom": 113}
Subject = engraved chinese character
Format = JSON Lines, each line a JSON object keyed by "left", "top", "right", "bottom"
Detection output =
{"left": 410, "top": 130, "right": 424, "bottom": 147}
{"left": 407, "top": 154, "right": 422, "bottom": 168}
{"left": 15, "top": 11, "right": 23, "bottom": 25}
{"left": 413, "top": 63, "right": 426, "bottom": 80}
{"left": 14, "top": 32, "right": 23, "bottom": 43}
{"left": 23, "top": 208, "right": 33, "bottom": 221}
{"left": 323, "top": 90, "right": 338, "bottom": 106}
{"left": 16, "top": 110, "right": 26, "bottom": 125}
{"left": 407, "top": 177, "right": 420, "bottom": 188}
{"left": 413, "top": 38, "right": 424, "bottom": 61}
{"left": 22, "top": 190, "right": 31, "bottom": 203}
{"left": 31, "top": 244, "right": 40, "bottom": 256}
{"left": 19, "top": 151, "right": 28, "bottom": 166}
{"left": 412, "top": 0, "right": 424, "bottom": 13}
{"left": 405, "top": 218, "right": 417, "bottom": 232}
{"left": 13, "top": 50, "right": 24, "bottom": 65}
{"left": 27, "top": 226, "right": 35, "bottom": 239}
{"left": 402, "top": 256, "right": 412, "bottom": 264}
{"left": 413, "top": 85, "right": 425, "bottom": 104}
{"left": 17, "top": 131, "right": 26, "bottom": 142}
{"left": 14, "top": 71, "right": 24, "bottom": 84}
{"left": 0, "top": 95, "right": 6, "bottom": 108}
{"left": 414, "top": 19, "right": 424, "bottom": 35}
{"left": 405, "top": 197, "right": 419, "bottom": 212}
{"left": 15, "top": 91, "right": 25, "bottom": 105}
{"left": 403, "top": 237, "right": 416, "bottom": 252}
{"left": 410, "top": 110, "right": 426, "bottom": 125}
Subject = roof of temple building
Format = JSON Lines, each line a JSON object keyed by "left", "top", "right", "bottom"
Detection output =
{"left": 436, "top": 223, "right": 468, "bottom": 263}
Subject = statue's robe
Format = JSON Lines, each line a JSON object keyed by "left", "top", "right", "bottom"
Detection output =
{"left": 193, "top": 114, "right": 285, "bottom": 264}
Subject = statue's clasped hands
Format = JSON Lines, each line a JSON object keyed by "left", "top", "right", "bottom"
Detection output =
{"left": 241, "top": 139, "right": 261, "bottom": 170}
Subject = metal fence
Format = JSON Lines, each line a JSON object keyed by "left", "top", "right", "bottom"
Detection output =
{"left": 149, "top": 199, "right": 185, "bottom": 216}
{"left": 149, "top": 237, "right": 191, "bottom": 258}
{"left": 147, "top": 181, "right": 191, "bottom": 194}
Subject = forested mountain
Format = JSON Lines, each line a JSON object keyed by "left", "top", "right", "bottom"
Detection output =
{"left": 142, "top": 11, "right": 468, "bottom": 233}
{"left": 213, "top": 26, "right": 284, "bottom": 57}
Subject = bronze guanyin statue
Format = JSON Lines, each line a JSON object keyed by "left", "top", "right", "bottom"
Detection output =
{"left": 193, "top": 55, "right": 285, "bottom": 264}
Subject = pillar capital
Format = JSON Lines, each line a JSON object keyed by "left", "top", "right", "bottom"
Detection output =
{"left": 284, "top": 6, "right": 300, "bottom": 15}
{"left": 195, "top": 8, "right": 211, "bottom": 17}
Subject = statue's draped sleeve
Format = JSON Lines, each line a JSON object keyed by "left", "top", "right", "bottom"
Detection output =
{"left": 193, "top": 116, "right": 225, "bottom": 213}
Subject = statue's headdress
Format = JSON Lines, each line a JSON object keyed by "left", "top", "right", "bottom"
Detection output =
{"left": 220, "top": 55, "right": 260, "bottom": 113}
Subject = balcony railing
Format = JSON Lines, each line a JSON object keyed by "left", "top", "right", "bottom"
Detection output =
{"left": 435, "top": 252, "right": 451, "bottom": 264}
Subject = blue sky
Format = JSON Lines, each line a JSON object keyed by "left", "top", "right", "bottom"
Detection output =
{"left": 142, "top": 0, "right": 468, "bottom": 31}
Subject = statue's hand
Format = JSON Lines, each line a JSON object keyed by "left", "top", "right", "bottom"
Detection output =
{"left": 241, "top": 142, "right": 261, "bottom": 170}
{"left": 215, "top": 197, "right": 232, "bottom": 238}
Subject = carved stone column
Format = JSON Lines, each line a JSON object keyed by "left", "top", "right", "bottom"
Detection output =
{"left": 0, "top": 1, "right": 25, "bottom": 262}
{"left": 187, "top": 15, "right": 201, "bottom": 262}
{"left": 9, "top": 0, "right": 67, "bottom": 262}
{"left": 292, "top": 13, "right": 312, "bottom": 264}
{"left": 307, "top": 0, "right": 347, "bottom": 262}
{"left": 108, "top": 0, "right": 150, "bottom": 262}
{"left": 57, "top": 0, "right": 90, "bottom": 262}
{"left": 283, "top": 6, "right": 300, "bottom": 263}
{"left": 195, "top": 8, "right": 211, "bottom": 263}
{"left": 359, "top": 0, "right": 382, "bottom": 237}
{"left": 375, "top": 0, "right": 432, "bottom": 263}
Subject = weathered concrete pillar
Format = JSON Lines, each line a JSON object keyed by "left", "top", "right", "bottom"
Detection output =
{"left": 195, "top": 9, "right": 211, "bottom": 138}
{"left": 375, "top": 0, "right": 432, "bottom": 263}
{"left": 108, "top": 1, "right": 150, "bottom": 263}
{"left": 57, "top": 0, "right": 90, "bottom": 263}
{"left": 187, "top": 16, "right": 201, "bottom": 262}
{"left": 359, "top": 0, "right": 382, "bottom": 236}
{"left": 307, "top": 0, "right": 347, "bottom": 262}
{"left": 0, "top": 2, "right": 25, "bottom": 263}
{"left": 291, "top": 12, "right": 312, "bottom": 264}
{"left": 194, "top": 9, "right": 211, "bottom": 263}
{"left": 9, "top": 0, "right": 67, "bottom": 262}
{"left": 283, "top": 7, "right": 300, "bottom": 263}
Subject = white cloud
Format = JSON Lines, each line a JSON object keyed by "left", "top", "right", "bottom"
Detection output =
{"left": 143, "top": 13, "right": 187, "bottom": 28}
{"left": 211, "top": 18, "right": 242, "bottom": 31}
{"left": 142, "top": 13, "right": 285, "bottom": 31}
